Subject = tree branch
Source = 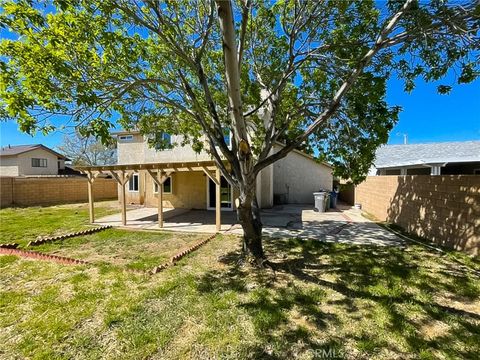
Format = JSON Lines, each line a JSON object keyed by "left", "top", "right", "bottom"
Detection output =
{"left": 254, "top": 0, "right": 416, "bottom": 174}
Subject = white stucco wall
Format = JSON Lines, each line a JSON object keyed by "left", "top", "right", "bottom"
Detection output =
{"left": 0, "top": 156, "right": 19, "bottom": 176}
{"left": 17, "top": 148, "right": 60, "bottom": 175}
{"left": 273, "top": 148, "right": 332, "bottom": 204}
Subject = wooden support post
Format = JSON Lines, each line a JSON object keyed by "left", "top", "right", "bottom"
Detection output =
{"left": 121, "top": 172, "right": 128, "bottom": 226}
{"left": 147, "top": 169, "right": 171, "bottom": 228}
{"left": 157, "top": 170, "right": 164, "bottom": 228}
{"left": 216, "top": 168, "right": 221, "bottom": 232}
{"left": 86, "top": 171, "right": 102, "bottom": 223}
{"left": 111, "top": 170, "right": 129, "bottom": 226}
{"left": 87, "top": 174, "right": 95, "bottom": 223}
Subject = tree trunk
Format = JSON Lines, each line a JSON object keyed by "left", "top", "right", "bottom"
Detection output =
{"left": 237, "top": 193, "right": 265, "bottom": 264}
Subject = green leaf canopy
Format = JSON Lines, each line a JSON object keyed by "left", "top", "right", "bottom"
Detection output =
{"left": 1, "top": 0, "right": 479, "bottom": 184}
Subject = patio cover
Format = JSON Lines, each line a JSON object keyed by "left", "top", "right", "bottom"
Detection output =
{"left": 75, "top": 160, "right": 227, "bottom": 231}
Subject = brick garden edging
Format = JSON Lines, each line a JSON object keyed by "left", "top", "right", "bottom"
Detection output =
{"left": 0, "top": 247, "right": 88, "bottom": 265}
{"left": 27, "top": 225, "right": 112, "bottom": 247}
{"left": 148, "top": 233, "right": 217, "bottom": 275}
{"left": 0, "top": 232, "right": 217, "bottom": 275}
{"left": 0, "top": 243, "right": 20, "bottom": 249}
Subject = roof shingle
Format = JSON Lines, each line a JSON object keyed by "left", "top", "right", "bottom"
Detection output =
{"left": 0, "top": 144, "right": 67, "bottom": 159}
{"left": 374, "top": 141, "right": 480, "bottom": 169}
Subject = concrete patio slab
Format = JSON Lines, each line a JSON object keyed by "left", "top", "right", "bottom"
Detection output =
{"left": 95, "top": 203, "right": 405, "bottom": 246}
{"left": 96, "top": 207, "right": 237, "bottom": 233}
{"left": 257, "top": 204, "right": 405, "bottom": 247}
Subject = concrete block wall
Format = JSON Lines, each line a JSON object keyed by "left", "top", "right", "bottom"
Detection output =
{"left": 0, "top": 177, "right": 118, "bottom": 207}
{"left": 355, "top": 175, "right": 480, "bottom": 255}
{"left": 0, "top": 177, "right": 14, "bottom": 207}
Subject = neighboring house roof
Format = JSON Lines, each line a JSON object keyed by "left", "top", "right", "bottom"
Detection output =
{"left": 374, "top": 141, "right": 480, "bottom": 169}
{"left": 0, "top": 144, "right": 68, "bottom": 160}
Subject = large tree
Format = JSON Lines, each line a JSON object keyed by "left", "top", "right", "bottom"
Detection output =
{"left": 1, "top": 0, "right": 479, "bottom": 264}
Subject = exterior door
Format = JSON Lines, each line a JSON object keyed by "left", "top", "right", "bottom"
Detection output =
{"left": 207, "top": 176, "right": 233, "bottom": 210}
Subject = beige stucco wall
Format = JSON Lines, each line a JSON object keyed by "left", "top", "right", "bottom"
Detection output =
{"left": 273, "top": 148, "right": 333, "bottom": 204}
{"left": 124, "top": 170, "right": 239, "bottom": 210}
{"left": 118, "top": 133, "right": 239, "bottom": 209}
{"left": 116, "top": 133, "right": 333, "bottom": 207}
{"left": 117, "top": 134, "right": 212, "bottom": 165}
{"left": 18, "top": 148, "right": 59, "bottom": 175}
{"left": 124, "top": 170, "right": 208, "bottom": 209}
{"left": 0, "top": 157, "right": 19, "bottom": 176}
{"left": 0, "top": 149, "right": 60, "bottom": 176}
{"left": 144, "top": 135, "right": 212, "bottom": 163}
{"left": 117, "top": 134, "right": 145, "bottom": 164}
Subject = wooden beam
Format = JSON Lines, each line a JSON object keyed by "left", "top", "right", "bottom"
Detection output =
{"left": 216, "top": 168, "right": 221, "bottom": 232}
{"left": 74, "top": 159, "right": 230, "bottom": 173}
{"left": 147, "top": 169, "right": 160, "bottom": 186}
{"left": 202, "top": 166, "right": 219, "bottom": 185}
{"left": 147, "top": 169, "right": 173, "bottom": 186}
{"left": 157, "top": 170, "right": 164, "bottom": 228}
{"left": 110, "top": 170, "right": 131, "bottom": 186}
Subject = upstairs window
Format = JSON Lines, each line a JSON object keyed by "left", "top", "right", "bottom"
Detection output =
{"left": 153, "top": 132, "right": 172, "bottom": 150}
{"left": 154, "top": 176, "right": 172, "bottom": 194}
{"left": 32, "top": 158, "right": 47, "bottom": 168}
{"left": 223, "top": 129, "right": 232, "bottom": 148}
{"left": 128, "top": 173, "right": 139, "bottom": 192}
{"left": 119, "top": 135, "right": 133, "bottom": 141}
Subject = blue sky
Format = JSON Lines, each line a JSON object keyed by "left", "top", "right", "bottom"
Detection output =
{"left": 1, "top": 76, "right": 478, "bottom": 149}
{"left": 386, "top": 77, "right": 480, "bottom": 145}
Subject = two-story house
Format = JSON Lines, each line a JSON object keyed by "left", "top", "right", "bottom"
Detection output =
{"left": 114, "top": 130, "right": 333, "bottom": 211}
{"left": 0, "top": 144, "right": 68, "bottom": 177}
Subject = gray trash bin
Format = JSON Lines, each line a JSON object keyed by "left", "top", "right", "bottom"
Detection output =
{"left": 313, "top": 192, "right": 327, "bottom": 212}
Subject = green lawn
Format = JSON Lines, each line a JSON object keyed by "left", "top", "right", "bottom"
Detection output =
{"left": 0, "top": 201, "right": 120, "bottom": 247}
{"left": 0, "top": 203, "right": 479, "bottom": 359}
{"left": 1, "top": 240, "right": 479, "bottom": 358}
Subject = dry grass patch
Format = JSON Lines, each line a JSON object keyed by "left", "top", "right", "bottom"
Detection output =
{"left": 34, "top": 229, "right": 208, "bottom": 271}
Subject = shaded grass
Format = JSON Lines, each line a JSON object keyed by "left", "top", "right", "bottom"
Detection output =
{"left": 1, "top": 232, "right": 479, "bottom": 359}
{"left": 0, "top": 201, "right": 120, "bottom": 247}
{"left": 362, "top": 211, "right": 480, "bottom": 272}
{"left": 34, "top": 229, "right": 207, "bottom": 271}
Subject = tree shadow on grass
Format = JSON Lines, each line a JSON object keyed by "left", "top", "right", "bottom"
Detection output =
{"left": 195, "top": 237, "right": 480, "bottom": 359}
